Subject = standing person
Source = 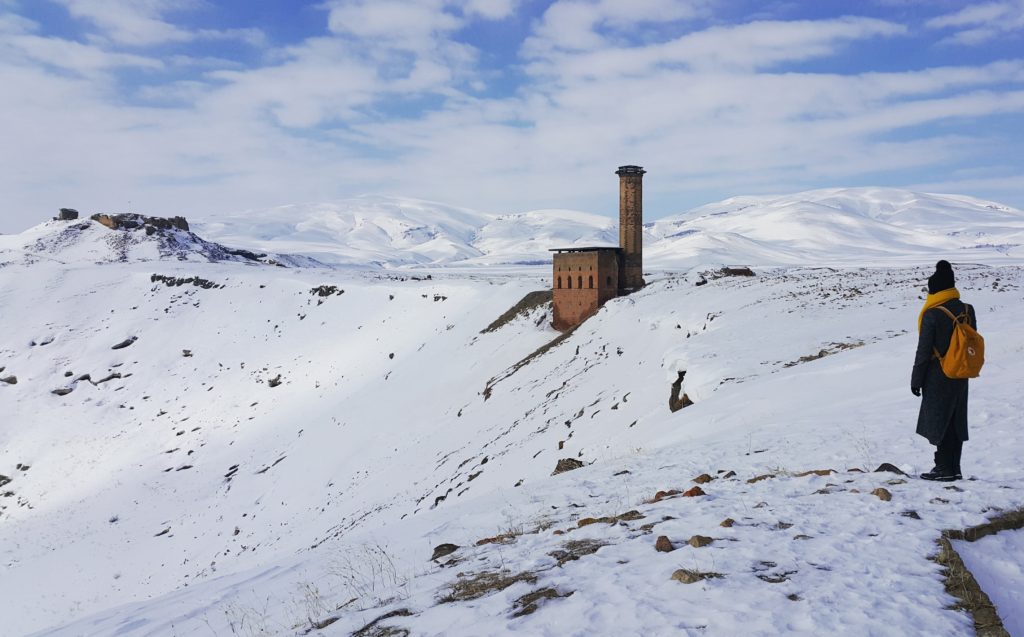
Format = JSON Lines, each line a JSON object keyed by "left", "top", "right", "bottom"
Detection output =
{"left": 912, "top": 260, "right": 977, "bottom": 481}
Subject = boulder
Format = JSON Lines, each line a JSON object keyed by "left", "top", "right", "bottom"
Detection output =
{"left": 871, "top": 488, "right": 892, "bottom": 502}
{"left": 655, "top": 536, "right": 675, "bottom": 552}
{"left": 430, "top": 543, "right": 460, "bottom": 561}
{"left": 688, "top": 535, "right": 713, "bottom": 548}
{"left": 552, "top": 458, "right": 584, "bottom": 475}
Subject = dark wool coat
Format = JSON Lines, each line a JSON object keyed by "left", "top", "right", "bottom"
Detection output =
{"left": 912, "top": 298, "right": 977, "bottom": 445}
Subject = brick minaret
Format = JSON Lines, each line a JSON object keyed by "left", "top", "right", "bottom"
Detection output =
{"left": 616, "top": 165, "right": 645, "bottom": 290}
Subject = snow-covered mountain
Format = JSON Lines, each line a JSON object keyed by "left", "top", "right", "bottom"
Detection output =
{"left": 3, "top": 188, "right": 1024, "bottom": 636}
{"left": 194, "top": 197, "right": 618, "bottom": 268}
{"left": 0, "top": 214, "right": 322, "bottom": 268}
{"left": 190, "top": 189, "right": 1024, "bottom": 268}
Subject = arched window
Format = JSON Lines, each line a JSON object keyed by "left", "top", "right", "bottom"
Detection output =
{"left": 588, "top": 275, "right": 594, "bottom": 289}
{"left": 577, "top": 275, "right": 583, "bottom": 289}
{"left": 606, "top": 276, "right": 612, "bottom": 287}
{"left": 557, "top": 276, "right": 562, "bottom": 289}
{"left": 567, "top": 277, "right": 572, "bottom": 289}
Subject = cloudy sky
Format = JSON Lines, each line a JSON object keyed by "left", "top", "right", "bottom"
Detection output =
{"left": 1, "top": 0, "right": 1023, "bottom": 232}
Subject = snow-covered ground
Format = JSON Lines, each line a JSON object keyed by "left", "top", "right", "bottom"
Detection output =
{"left": 956, "top": 532, "right": 1024, "bottom": 636}
{"left": 2, "top": 189, "right": 1023, "bottom": 636}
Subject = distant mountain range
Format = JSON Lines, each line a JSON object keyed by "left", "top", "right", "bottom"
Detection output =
{"left": 4, "top": 188, "right": 1023, "bottom": 268}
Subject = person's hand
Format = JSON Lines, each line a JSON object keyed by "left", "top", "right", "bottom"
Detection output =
{"left": 911, "top": 386, "right": 922, "bottom": 397}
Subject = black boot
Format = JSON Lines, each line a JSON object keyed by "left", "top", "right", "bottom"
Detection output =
{"left": 920, "top": 468, "right": 957, "bottom": 482}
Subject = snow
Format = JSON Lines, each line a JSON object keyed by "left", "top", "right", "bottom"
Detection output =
{"left": 1, "top": 187, "right": 1023, "bottom": 636}
{"left": 192, "top": 188, "right": 1024, "bottom": 269}
{"left": 955, "top": 531, "right": 1024, "bottom": 636}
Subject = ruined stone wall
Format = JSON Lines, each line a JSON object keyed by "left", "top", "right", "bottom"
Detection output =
{"left": 552, "top": 250, "right": 619, "bottom": 330}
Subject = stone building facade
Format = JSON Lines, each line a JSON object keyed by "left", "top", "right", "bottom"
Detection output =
{"left": 551, "top": 165, "right": 646, "bottom": 330}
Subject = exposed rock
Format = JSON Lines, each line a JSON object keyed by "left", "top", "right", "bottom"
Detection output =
{"left": 182, "top": 350, "right": 193, "bottom": 357}
{"left": 655, "top": 536, "right": 675, "bottom": 552}
{"left": 476, "top": 532, "right": 517, "bottom": 546}
{"left": 747, "top": 474, "right": 774, "bottom": 484}
{"left": 552, "top": 458, "right": 584, "bottom": 475}
{"left": 267, "top": 375, "right": 282, "bottom": 388}
{"left": 720, "top": 518, "right": 735, "bottom": 528}
{"left": 671, "top": 568, "right": 722, "bottom": 584}
{"left": 720, "top": 266, "right": 755, "bottom": 277}
{"left": 652, "top": 489, "right": 681, "bottom": 502}
{"left": 871, "top": 488, "right": 892, "bottom": 502}
{"left": 688, "top": 535, "right": 713, "bottom": 548}
{"left": 794, "top": 469, "right": 836, "bottom": 477}
{"left": 548, "top": 539, "right": 608, "bottom": 566}
{"left": 151, "top": 274, "right": 220, "bottom": 289}
{"left": 874, "top": 463, "right": 907, "bottom": 476}
{"left": 0, "top": 376, "right": 17, "bottom": 385}
{"left": 682, "top": 486, "right": 706, "bottom": 497}
{"left": 92, "top": 213, "right": 189, "bottom": 233}
{"left": 0, "top": 475, "right": 10, "bottom": 488}
{"left": 56, "top": 208, "right": 79, "bottom": 221}
{"left": 111, "top": 336, "right": 137, "bottom": 350}
{"left": 511, "top": 587, "right": 573, "bottom": 618}
{"left": 693, "top": 473, "right": 714, "bottom": 484}
{"left": 900, "top": 510, "right": 921, "bottom": 520}
{"left": 669, "top": 371, "right": 694, "bottom": 412}
{"left": 51, "top": 387, "right": 73, "bottom": 396}
{"left": 431, "top": 543, "right": 460, "bottom": 561}
{"left": 722, "top": 470, "right": 736, "bottom": 478}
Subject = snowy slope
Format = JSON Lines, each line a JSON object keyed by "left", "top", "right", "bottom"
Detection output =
{"left": 190, "top": 189, "right": 1024, "bottom": 268}
{"left": 647, "top": 187, "right": 1024, "bottom": 268}
{"left": 0, "top": 217, "right": 322, "bottom": 268}
{"left": 3, "top": 256, "right": 1024, "bottom": 636}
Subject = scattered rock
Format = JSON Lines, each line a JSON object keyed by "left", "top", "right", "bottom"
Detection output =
{"left": 439, "top": 571, "right": 537, "bottom": 603}
{"left": 682, "top": 486, "right": 706, "bottom": 497}
{"left": 655, "top": 536, "right": 675, "bottom": 552}
{"left": 51, "top": 387, "right": 73, "bottom": 396}
{"left": 747, "top": 474, "right": 774, "bottom": 484}
{"left": 182, "top": 350, "right": 193, "bottom": 357}
{"left": 871, "top": 488, "right": 892, "bottom": 502}
{"left": 511, "top": 587, "right": 573, "bottom": 618}
{"left": 693, "top": 473, "right": 714, "bottom": 484}
{"left": 267, "top": 375, "right": 282, "bottom": 388}
{"left": 548, "top": 539, "right": 608, "bottom": 566}
{"left": 794, "top": 469, "right": 836, "bottom": 477}
{"left": 154, "top": 527, "right": 170, "bottom": 537}
{"left": 874, "top": 463, "right": 907, "bottom": 476}
{"left": 793, "top": 534, "right": 813, "bottom": 540}
{"left": 900, "top": 510, "right": 921, "bottom": 520}
{"left": 111, "top": 337, "right": 137, "bottom": 350}
{"left": 652, "top": 489, "right": 681, "bottom": 502}
{"left": 720, "top": 266, "right": 755, "bottom": 277}
{"left": 720, "top": 518, "right": 735, "bottom": 528}
{"left": 671, "top": 568, "right": 722, "bottom": 584}
{"left": 552, "top": 458, "right": 584, "bottom": 475}
{"left": 476, "top": 532, "right": 517, "bottom": 546}
{"left": 0, "top": 475, "right": 10, "bottom": 488}
{"left": 688, "top": 535, "right": 713, "bottom": 548}
{"left": 0, "top": 376, "right": 18, "bottom": 385}
{"left": 722, "top": 470, "right": 736, "bottom": 478}
{"left": 431, "top": 543, "right": 460, "bottom": 561}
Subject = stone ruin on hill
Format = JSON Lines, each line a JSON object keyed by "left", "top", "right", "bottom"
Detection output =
{"left": 90, "top": 213, "right": 190, "bottom": 235}
{"left": 54, "top": 208, "right": 79, "bottom": 221}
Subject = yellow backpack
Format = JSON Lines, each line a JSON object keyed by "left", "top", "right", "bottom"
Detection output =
{"left": 932, "top": 305, "right": 984, "bottom": 379}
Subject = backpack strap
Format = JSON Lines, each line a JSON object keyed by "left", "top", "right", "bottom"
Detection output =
{"left": 930, "top": 304, "right": 964, "bottom": 359}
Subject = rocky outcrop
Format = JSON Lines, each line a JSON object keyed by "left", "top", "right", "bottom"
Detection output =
{"left": 55, "top": 208, "right": 79, "bottom": 221}
{"left": 91, "top": 213, "right": 189, "bottom": 234}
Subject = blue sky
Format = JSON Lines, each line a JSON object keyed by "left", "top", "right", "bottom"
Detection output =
{"left": 1, "top": 0, "right": 1023, "bottom": 232}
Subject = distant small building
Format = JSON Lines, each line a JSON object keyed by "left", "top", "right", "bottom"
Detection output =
{"left": 55, "top": 208, "right": 79, "bottom": 221}
{"left": 551, "top": 165, "right": 646, "bottom": 330}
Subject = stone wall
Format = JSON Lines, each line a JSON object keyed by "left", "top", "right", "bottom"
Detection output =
{"left": 552, "top": 249, "right": 619, "bottom": 330}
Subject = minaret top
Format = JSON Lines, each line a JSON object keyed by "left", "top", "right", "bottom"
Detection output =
{"left": 615, "top": 165, "right": 645, "bottom": 176}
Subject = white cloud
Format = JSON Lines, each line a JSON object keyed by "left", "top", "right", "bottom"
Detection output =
{"left": 50, "top": 0, "right": 265, "bottom": 46}
{"left": 926, "top": 0, "right": 1024, "bottom": 45}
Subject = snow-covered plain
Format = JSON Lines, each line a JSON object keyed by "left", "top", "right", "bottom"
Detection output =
{"left": 1, "top": 188, "right": 1023, "bottom": 637}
